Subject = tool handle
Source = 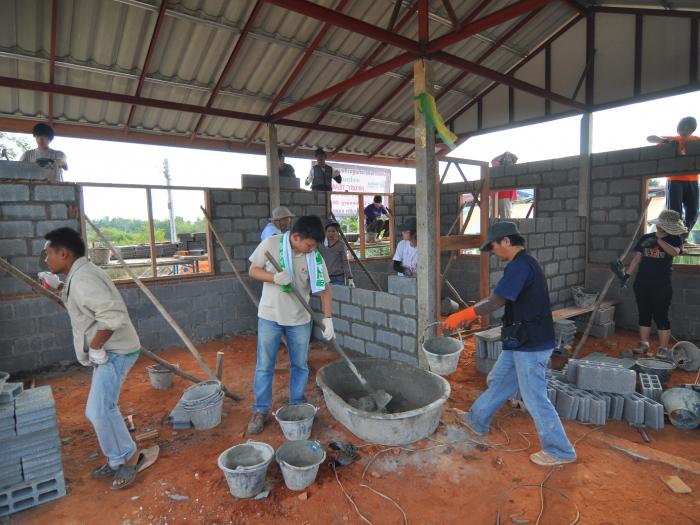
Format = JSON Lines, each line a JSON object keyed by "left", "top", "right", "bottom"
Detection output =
{"left": 263, "top": 251, "right": 367, "bottom": 386}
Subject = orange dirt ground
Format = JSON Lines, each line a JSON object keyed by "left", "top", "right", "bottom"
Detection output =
{"left": 8, "top": 330, "right": 700, "bottom": 525}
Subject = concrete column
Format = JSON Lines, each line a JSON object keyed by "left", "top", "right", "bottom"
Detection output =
{"left": 578, "top": 111, "right": 593, "bottom": 218}
{"left": 265, "top": 124, "right": 280, "bottom": 211}
{"left": 414, "top": 59, "right": 438, "bottom": 369}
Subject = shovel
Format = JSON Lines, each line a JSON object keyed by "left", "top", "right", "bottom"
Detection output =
{"left": 263, "top": 251, "right": 392, "bottom": 411}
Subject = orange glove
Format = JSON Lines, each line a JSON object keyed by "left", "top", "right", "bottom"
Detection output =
{"left": 444, "top": 306, "right": 478, "bottom": 331}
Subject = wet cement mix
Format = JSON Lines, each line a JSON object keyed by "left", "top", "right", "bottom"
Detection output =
{"left": 10, "top": 332, "right": 700, "bottom": 525}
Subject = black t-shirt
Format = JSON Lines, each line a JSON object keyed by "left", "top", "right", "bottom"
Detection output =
{"left": 279, "top": 163, "right": 295, "bottom": 177}
{"left": 634, "top": 232, "right": 683, "bottom": 283}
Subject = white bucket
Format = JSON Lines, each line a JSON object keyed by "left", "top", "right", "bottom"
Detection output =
{"left": 275, "top": 440, "right": 326, "bottom": 491}
{"left": 420, "top": 321, "right": 464, "bottom": 376}
{"left": 218, "top": 441, "right": 275, "bottom": 498}
{"left": 273, "top": 404, "right": 318, "bottom": 441}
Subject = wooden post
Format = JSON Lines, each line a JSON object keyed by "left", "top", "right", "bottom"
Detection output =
{"left": 265, "top": 124, "right": 280, "bottom": 211}
{"left": 358, "top": 194, "right": 366, "bottom": 259}
{"left": 414, "top": 59, "right": 438, "bottom": 367}
{"left": 479, "top": 164, "right": 490, "bottom": 326}
{"left": 579, "top": 111, "right": 593, "bottom": 288}
{"left": 215, "top": 351, "right": 224, "bottom": 380}
{"left": 146, "top": 188, "right": 157, "bottom": 278}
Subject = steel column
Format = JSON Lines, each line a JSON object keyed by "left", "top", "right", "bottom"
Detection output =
{"left": 48, "top": 0, "right": 58, "bottom": 126}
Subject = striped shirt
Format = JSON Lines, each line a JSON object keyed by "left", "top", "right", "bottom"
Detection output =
{"left": 19, "top": 148, "right": 68, "bottom": 182}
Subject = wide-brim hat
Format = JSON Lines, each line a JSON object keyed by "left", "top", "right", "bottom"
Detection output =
{"left": 270, "top": 206, "right": 295, "bottom": 221}
{"left": 649, "top": 209, "right": 688, "bottom": 235}
{"left": 481, "top": 221, "right": 521, "bottom": 251}
{"left": 399, "top": 217, "right": 417, "bottom": 232}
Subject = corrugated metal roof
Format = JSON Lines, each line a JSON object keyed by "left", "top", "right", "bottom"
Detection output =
{"left": 0, "top": 0, "right": 698, "bottom": 163}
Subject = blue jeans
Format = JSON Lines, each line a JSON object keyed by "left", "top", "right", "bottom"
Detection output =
{"left": 253, "top": 317, "right": 313, "bottom": 413}
{"left": 85, "top": 352, "right": 139, "bottom": 469}
{"left": 466, "top": 348, "right": 576, "bottom": 461}
{"left": 329, "top": 275, "right": 346, "bottom": 286}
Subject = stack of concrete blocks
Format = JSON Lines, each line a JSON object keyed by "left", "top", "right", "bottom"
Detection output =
{"left": 0, "top": 385, "right": 65, "bottom": 517}
{"left": 310, "top": 279, "right": 420, "bottom": 365}
{"left": 0, "top": 161, "right": 54, "bottom": 182}
{"left": 554, "top": 319, "right": 577, "bottom": 354}
{"left": 474, "top": 327, "right": 502, "bottom": 374}
{"left": 552, "top": 357, "right": 664, "bottom": 429}
{"left": 581, "top": 352, "right": 637, "bottom": 369}
{"left": 638, "top": 373, "right": 663, "bottom": 402}
{"left": 575, "top": 305, "right": 616, "bottom": 339}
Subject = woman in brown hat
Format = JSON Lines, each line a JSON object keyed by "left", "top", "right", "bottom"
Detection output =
{"left": 625, "top": 209, "right": 687, "bottom": 357}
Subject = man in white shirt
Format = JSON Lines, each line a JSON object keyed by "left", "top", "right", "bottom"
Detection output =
{"left": 246, "top": 216, "right": 334, "bottom": 434}
{"left": 260, "top": 206, "right": 295, "bottom": 240}
{"left": 19, "top": 123, "right": 68, "bottom": 182}
{"left": 41, "top": 227, "right": 144, "bottom": 490}
{"left": 393, "top": 217, "right": 418, "bottom": 277}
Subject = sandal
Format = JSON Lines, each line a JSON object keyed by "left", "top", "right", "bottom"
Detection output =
{"left": 111, "top": 452, "right": 145, "bottom": 490}
{"left": 91, "top": 462, "right": 117, "bottom": 479}
{"left": 631, "top": 342, "right": 651, "bottom": 356}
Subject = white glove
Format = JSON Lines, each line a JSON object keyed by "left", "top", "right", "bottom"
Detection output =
{"left": 273, "top": 270, "right": 292, "bottom": 286}
{"left": 347, "top": 278, "right": 355, "bottom": 288}
{"left": 321, "top": 318, "right": 335, "bottom": 341}
{"left": 88, "top": 347, "right": 108, "bottom": 365}
{"left": 38, "top": 272, "right": 61, "bottom": 290}
{"left": 305, "top": 171, "right": 314, "bottom": 186}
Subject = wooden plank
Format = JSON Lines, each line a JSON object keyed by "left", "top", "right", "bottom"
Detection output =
{"left": 439, "top": 234, "right": 481, "bottom": 251}
{"left": 552, "top": 299, "right": 618, "bottom": 321}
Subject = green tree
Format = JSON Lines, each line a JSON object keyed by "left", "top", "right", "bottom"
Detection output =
{"left": 0, "top": 132, "right": 31, "bottom": 160}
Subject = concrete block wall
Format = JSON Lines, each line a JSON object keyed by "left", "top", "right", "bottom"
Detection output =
{"left": 0, "top": 161, "right": 53, "bottom": 181}
{"left": 0, "top": 275, "right": 261, "bottom": 373}
{"left": 0, "top": 181, "right": 80, "bottom": 296}
{"left": 209, "top": 180, "right": 327, "bottom": 274}
{"left": 311, "top": 283, "right": 420, "bottom": 365}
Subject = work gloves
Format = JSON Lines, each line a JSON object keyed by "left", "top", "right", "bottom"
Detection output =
{"left": 321, "top": 318, "right": 335, "bottom": 341}
{"left": 37, "top": 272, "right": 61, "bottom": 290}
{"left": 347, "top": 278, "right": 356, "bottom": 288}
{"left": 88, "top": 347, "right": 108, "bottom": 365}
{"left": 444, "top": 306, "right": 478, "bottom": 331}
{"left": 273, "top": 270, "right": 292, "bottom": 286}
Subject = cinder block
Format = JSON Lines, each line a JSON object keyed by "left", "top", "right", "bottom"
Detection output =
{"left": 343, "top": 336, "right": 365, "bottom": 354}
{"left": 229, "top": 191, "right": 256, "bottom": 204}
{"left": 362, "top": 309, "right": 387, "bottom": 327}
{"left": 0, "top": 239, "right": 28, "bottom": 257}
{"left": 350, "top": 323, "right": 374, "bottom": 342}
{"left": 402, "top": 335, "right": 417, "bottom": 355}
{"left": 388, "top": 314, "right": 416, "bottom": 335}
{"left": 555, "top": 388, "right": 579, "bottom": 420}
{"left": 33, "top": 185, "right": 76, "bottom": 202}
{"left": 1, "top": 204, "right": 46, "bottom": 220}
{"left": 376, "top": 330, "right": 401, "bottom": 349}
{"left": 0, "top": 184, "right": 30, "bottom": 201}
{"left": 35, "top": 220, "right": 77, "bottom": 237}
{"left": 0, "top": 383, "right": 24, "bottom": 405}
{"left": 389, "top": 351, "right": 418, "bottom": 366}
{"left": 375, "top": 292, "right": 401, "bottom": 312}
{"left": 341, "top": 303, "right": 362, "bottom": 321}
{"left": 638, "top": 373, "right": 662, "bottom": 402}
{"left": 642, "top": 397, "right": 664, "bottom": 430}
{"left": 575, "top": 362, "right": 636, "bottom": 394}
{"left": 387, "top": 276, "right": 416, "bottom": 296}
{"left": 0, "top": 469, "right": 66, "bottom": 517}
{"left": 623, "top": 393, "right": 645, "bottom": 425}
{"left": 351, "top": 288, "right": 374, "bottom": 308}
{"left": 366, "top": 343, "right": 389, "bottom": 359}
{"left": 0, "top": 221, "right": 33, "bottom": 239}
{"left": 402, "top": 298, "right": 416, "bottom": 316}
{"left": 331, "top": 284, "right": 351, "bottom": 302}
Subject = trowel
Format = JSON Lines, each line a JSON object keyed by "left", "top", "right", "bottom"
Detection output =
{"left": 264, "top": 251, "right": 392, "bottom": 411}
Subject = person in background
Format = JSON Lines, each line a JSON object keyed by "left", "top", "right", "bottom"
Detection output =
{"left": 41, "top": 227, "right": 148, "bottom": 489}
{"left": 444, "top": 222, "right": 576, "bottom": 467}
{"left": 246, "top": 216, "right": 334, "bottom": 435}
{"left": 647, "top": 117, "right": 699, "bottom": 237}
{"left": 364, "top": 195, "right": 391, "bottom": 240}
{"left": 305, "top": 148, "right": 342, "bottom": 192}
{"left": 19, "top": 123, "right": 68, "bottom": 182}
{"left": 393, "top": 217, "right": 418, "bottom": 277}
{"left": 278, "top": 149, "right": 295, "bottom": 178}
{"left": 624, "top": 209, "right": 686, "bottom": 357}
{"left": 261, "top": 206, "right": 295, "bottom": 241}
{"left": 319, "top": 219, "right": 354, "bottom": 287}
{"left": 490, "top": 152, "right": 519, "bottom": 219}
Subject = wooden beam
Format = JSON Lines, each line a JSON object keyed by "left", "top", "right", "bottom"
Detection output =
{"left": 479, "top": 165, "right": 490, "bottom": 325}
{"left": 265, "top": 124, "right": 280, "bottom": 210}
{"left": 439, "top": 234, "right": 481, "bottom": 251}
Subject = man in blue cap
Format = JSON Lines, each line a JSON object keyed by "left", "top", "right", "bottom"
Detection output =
{"left": 445, "top": 221, "right": 576, "bottom": 467}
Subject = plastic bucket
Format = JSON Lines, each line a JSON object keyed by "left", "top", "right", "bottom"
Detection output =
{"left": 420, "top": 322, "right": 464, "bottom": 376}
{"left": 274, "top": 404, "right": 318, "bottom": 441}
{"left": 636, "top": 358, "right": 676, "bottom": 387}
{"left": 184, "top": 391, "right": 224, "bottom": 430}
{"left": 661, "top": 387, "right": 700, "bottom": 430}
{"left": 275, "top": 440, "right": 326, "bottom": 491}
{"left": 218, "top": 441, "right": 275, "bottom": 498}
{"left": 146, "top": 364, "right": 175, "bottom": 390}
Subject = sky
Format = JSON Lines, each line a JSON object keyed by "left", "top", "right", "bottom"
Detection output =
{"left": 5, "top": 89, "right": 699, "bottom": 221}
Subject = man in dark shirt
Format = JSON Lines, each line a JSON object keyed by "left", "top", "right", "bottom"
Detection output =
{"left": 278, "top": 149, "right": 295, "bottom": 178}
{"left": 624, "top": 209, "right": 686, "bottom": 356}
{"left": 364, "top": 195, "right": 391, "bottom": 239}
{"left": 305, "top": 148, "right": 341, "bottom": 191}
{"left": 445, "top": 222, "right": 576, "bottom": 467}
